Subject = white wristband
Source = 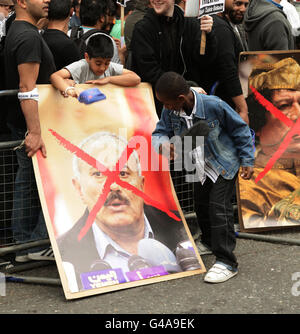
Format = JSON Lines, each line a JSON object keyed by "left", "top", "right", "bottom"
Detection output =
{"left": 64, "top": 86, "right": 75, "bottom": 95}
{"left": 18, "top": 88, "right": 39, "bottom": 102}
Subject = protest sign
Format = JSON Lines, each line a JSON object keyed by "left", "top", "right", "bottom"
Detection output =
{"left": 33, "top": 83, "right": 205, "bottom": 299}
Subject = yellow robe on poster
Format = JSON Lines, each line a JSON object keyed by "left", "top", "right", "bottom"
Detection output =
{"left": 238, "top": 149, "right": 300, "bottom": 229}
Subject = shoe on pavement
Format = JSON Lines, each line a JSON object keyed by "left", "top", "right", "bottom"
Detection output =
{"left": 197, "top": 241, "right": 213, "bottom": 255}
{"left": 15, "top": 254, "right": 31, "bottom": 263}
{"left": 27, "top": 247, "right": 55, "bottom": 261}
{"left": 204, "top": 263, "right": 238, "bottom": 283}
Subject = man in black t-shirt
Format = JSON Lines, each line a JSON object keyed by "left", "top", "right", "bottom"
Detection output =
{"left": 42, "top": 0, "right": 80, "bottom": 71}
{"left": 4, "top": 0, "right": 56, "bottom": 263}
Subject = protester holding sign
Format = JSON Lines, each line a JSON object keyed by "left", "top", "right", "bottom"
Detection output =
{"left": 130, "top": 0, "right": 217, "bottom": 116}
{"left": 199, "top": 0, "right": 250, "bottom": 124}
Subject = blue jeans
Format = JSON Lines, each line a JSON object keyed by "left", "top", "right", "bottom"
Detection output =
{"left": 8, "top": 124, "right": 48, "bottom": 253}
{"left": 194, "top": 174, "right": 238, "bottom": 270}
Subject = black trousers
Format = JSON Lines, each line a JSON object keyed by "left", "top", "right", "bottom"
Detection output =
{"left": 194, "top": 174, "right": 238, "bottom": 269}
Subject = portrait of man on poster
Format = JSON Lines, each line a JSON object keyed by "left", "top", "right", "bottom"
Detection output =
{"left": 56, "top": 131, "right": 200, "bottom": 291}
{"left": 238, "top": 56, "right": 300, "bottom": 229}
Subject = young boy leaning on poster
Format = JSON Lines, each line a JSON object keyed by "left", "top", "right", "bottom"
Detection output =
{"left": 151, "top": 71, "right": 254, "bottom": 284}
{"left": 50, "top": 33, "right": 141, "bottom": 97}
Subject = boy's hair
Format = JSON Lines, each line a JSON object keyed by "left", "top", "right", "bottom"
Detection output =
{"left": 155, "top": 72, "right": 190, "bottom": 100}
{"left": 80, "top": 0, "right": 107, "bottom": 26}
{"left": 86, "top": 34, "right": 114, "bottom": 59}
{"left": 48, "top": 0, "right": 72, "bottom": 21}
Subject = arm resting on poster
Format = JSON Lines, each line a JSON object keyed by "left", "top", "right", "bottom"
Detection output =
{"left": 18, "top": 62, "right": 46, "bottom": 158}
{"left": 85, "top": 69, "right": 141, "bottom": 87}
{"left": 50, "top": 69, "right": 79, "bottom": 98}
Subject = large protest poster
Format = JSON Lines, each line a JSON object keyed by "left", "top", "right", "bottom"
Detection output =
{"left": 237, "top": 51, "right": 300, "bottom": 232}
{"left": 32, "top": 83, "right": 205, "bottom": 299}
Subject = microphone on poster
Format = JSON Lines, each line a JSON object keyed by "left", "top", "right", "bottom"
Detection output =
{"left": 175, "top": 244, "right": 201, "bottom": 271}
{"left": 90, "top": 259, "right": 112, "bottom": 271}
{"left": 137, "top": 239, "right": 181, "bottom": 273}
{"left": 128, "top": 255, "right": 151, "bottom": 271}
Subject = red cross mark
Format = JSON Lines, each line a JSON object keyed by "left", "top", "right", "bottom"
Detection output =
{"left": 250, "top": 86, "right": 300, "bottom": 183}
{"left": 49, "top": 129, "right": 181, "bottom": 241}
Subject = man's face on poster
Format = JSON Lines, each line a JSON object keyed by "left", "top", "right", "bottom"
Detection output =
{"left": 258, "top": 89, "right": 300, "bottom": 159}
{"left": 73, "top": 138, "right": 145, "bottom": 235}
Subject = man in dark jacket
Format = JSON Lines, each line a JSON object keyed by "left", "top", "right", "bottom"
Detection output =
{"left": 200, "top": 0, "right": 250, "bottom": 124}
{"left": 130, "top": 0, "right": 217, "bottom": 116}
{"left": 244, "top": 0, "right": 294, "bottom": 51}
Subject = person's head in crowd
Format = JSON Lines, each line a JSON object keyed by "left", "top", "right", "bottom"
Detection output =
{"left": 224, "top": 0, "right": 249, "bottom": 24}
{"left": 48, "top": 0, "right": 73, "bottom": 21}
{"left": 150, "top": 0, "right": 175, "bottom": 17}
{"left": 134, "top": 0, "right": 151, "bottom": 10}
{"left": 72, "top": 131, "right": 145, "bottom": 237}
{"left": 104, "top": 0, "right": 117, "bottom": 32}
{"left": 12, "top": 0, "right": 50, "bottom": 23}
{"left": 0, "top": 0, "right": 13, "bottom": 18}
{"left": 247, "top": 57, "right": 300, "bottom": 159}
{"left": 155, "top": 71, "right": 191, "bottom": 112}
{"left": 84, "top": 33, "right": 114, "bottom": 76}
{"left": 79, "top": 0, "right": 108, "bottom": 29}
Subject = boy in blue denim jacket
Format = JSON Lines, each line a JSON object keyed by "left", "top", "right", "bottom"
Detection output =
{"left": 152, "top": 72, "right": 254, "bottom": 283}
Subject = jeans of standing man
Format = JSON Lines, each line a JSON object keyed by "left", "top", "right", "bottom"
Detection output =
{"left": 193, "top": 174, "right": 238, "bottom": 270}
{"left": 8, "top": 124, "right": 48, "bottom": 255}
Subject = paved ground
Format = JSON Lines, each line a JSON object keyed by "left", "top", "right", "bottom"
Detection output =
{"left": 1, "top": 225, "right": 300, "bottom": 317}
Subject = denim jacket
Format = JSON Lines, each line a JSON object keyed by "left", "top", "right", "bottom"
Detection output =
{"left": 151, "top": 90, "right": 255, "bottom": 180}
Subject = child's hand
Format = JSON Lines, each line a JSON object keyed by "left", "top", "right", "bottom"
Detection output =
{"left": 62, "top": 86, "right": 79, "bottom": 98}
{"left": 240, "top": 166, "right": 254, "bottom": 180}
{"left": 159, "top": 142, "right": 177, "bottom": 161}
{"left": 85, "top": 77, "right": 111, "bottom": 85}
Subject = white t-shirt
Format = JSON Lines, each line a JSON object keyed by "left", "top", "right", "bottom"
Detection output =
{"left": 65, "top": 59, "right": 124, "bottom": 84}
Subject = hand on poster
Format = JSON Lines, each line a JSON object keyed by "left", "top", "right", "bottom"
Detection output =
{"left": 25, "top": 132, "right": 47, "bottom": 158}
{"left": 199, "top": 15, "right": 213, "bottom": 33}
{"left": 85, "top": 77, "right": 111, "bottom": 85}
{"left": 62, "top": 86, "right": 79, "bottom": 98}
{"left": 239, "top": 166, "right": 253, "bottom": 180}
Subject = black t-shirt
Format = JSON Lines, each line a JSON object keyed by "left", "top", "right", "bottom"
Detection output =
{"left": 4, "top": 20, "right": 56, "bottom": 130}
{"left": 42, "top": 29, "right": 80, "bottom": 71}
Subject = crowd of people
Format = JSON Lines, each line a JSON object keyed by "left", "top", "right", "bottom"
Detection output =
{"left": 0, "top": 0, "right": 300, "bottom": 284}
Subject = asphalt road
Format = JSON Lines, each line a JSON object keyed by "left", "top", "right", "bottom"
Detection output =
{"left": 1, "top": 227, "right": 300, "bottom": 316}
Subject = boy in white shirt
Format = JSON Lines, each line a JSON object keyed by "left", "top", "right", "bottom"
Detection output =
{"left": 50, "top": 33, "right": 140, "bottom": 98}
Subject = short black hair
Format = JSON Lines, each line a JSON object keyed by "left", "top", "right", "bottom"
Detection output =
{"left": 86, "top": 34, "right": 114, "bottom": 59}
{"left": 80, "top": 0, "right": 108, "bottom": 26}
{"left": 155, "top": 72, "right": 190, "bottom": 100}
{"left": 48, "top": 0, "right": 72, "bottom": 21}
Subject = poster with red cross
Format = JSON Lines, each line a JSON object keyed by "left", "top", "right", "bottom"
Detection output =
{"left": 237, "top": 51, "right": 300, "bottom": 232}
{"left": 33, "top": 83, "right": 205, "bottom": 300}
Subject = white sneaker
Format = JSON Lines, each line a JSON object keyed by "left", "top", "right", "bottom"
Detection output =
{"left": 204, "top": 263, "right": 238, "bottom": 283}
{"left": 27, "top": 247, "right": 55, "bottom": 261}
{"left": 15, "top": 254, "right": 31, "bottom": 263}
